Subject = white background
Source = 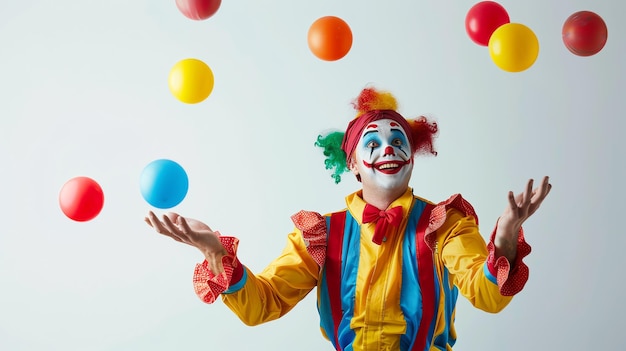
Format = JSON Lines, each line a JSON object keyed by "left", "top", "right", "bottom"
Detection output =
{"left": 1, "top": 1, "right": 623, "bottom": 350}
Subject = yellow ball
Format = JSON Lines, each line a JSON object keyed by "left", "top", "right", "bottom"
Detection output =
{"left": 488, "top": 23, "right": 539, "bottom": 72}
{"left": 168, "top": 58, "right": 214, "bottom": 104}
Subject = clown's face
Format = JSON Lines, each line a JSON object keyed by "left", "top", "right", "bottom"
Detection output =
{"left": 350, "top": 118, "right": 413, "bottom": 192}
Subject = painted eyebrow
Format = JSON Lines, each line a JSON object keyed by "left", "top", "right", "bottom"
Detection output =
{"left": 363, "top": 128, "right": 406, "bottom": 138}
{"left": 390, "top": 128, "right": 407, "bottom": 136}
{"left": 363, "top": 130, "right": 379, "bottom": 138}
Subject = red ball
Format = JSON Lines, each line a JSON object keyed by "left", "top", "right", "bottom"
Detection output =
{"left": 465, "top": 1, "right": 510, "bottom": 46}
{"left": 175, "top": 0, "right": 221, "bottom": 21}
{"left": 59, "top": 177, "right": 104, "bottom": 222}
{"left": 562, "top": 11, "right": 608, "bottom": 56}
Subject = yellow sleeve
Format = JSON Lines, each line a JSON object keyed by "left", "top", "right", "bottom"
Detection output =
{"left": 438, "top": 208, "right": 513, "bottom": 313}
{"left": 221, "top": 229, "right": 320, "bottom": 326}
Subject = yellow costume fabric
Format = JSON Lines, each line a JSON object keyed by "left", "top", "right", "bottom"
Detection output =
{"left": 198, "top": 188, "right": 530, "bottom": 350}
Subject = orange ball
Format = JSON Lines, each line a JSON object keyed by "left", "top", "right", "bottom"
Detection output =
{"left": 307, "top": 16, "right": 353, "bottom": 61}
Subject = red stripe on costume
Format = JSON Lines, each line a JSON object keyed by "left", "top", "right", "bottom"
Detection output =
{"left": 327, "top": 211, "right": 347, "bottom": 350}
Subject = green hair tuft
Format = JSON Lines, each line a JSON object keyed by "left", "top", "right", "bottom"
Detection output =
{"left": 314, "top": 131, "right": 349, "bottom": 184}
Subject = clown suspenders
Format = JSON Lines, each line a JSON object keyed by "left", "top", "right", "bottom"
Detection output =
{"left": 325, "top": 203, "right": 436, "bottom": 351}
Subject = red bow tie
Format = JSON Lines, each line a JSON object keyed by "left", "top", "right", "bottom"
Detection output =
{"left": 362, "top": 204, "right": 403, "bottom": 245}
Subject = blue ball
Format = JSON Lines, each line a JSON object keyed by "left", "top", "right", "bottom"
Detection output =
{"left": 140, "top": 159, "right": 189, "bottom": 209}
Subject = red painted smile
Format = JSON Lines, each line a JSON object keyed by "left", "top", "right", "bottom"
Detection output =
{"left": 363, "top": 160, "right": 411, "bottom": 174}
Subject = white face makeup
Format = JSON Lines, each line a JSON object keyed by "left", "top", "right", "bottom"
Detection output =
{"left": 351, "top": 118, "right": 413, "bottom": 191}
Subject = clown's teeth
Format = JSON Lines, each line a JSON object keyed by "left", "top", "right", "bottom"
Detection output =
{"left": 378, "top": 163, "right": 399, "bottom": 169}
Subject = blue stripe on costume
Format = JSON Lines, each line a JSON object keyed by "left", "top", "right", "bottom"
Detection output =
{"left": 400, "top": 200, "right": 424, "bottom": 351}
{"left": 224, "top": 268, "right": 248, "bottom": 294}
{"left": 483, "top": 262, "right": 498, "bottom": 285}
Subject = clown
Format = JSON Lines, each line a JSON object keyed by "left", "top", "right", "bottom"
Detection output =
{"left": 146, "top": 86, "right": 551, "bottom": 351}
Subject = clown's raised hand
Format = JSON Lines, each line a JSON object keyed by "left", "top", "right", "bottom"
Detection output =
{"left": 494, "top": 176, "right": 552, "bottom": 262}
{"left": 145, "top": 211, "right": 228, "bottom": 275}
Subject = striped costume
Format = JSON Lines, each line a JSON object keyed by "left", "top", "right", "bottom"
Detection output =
{"left": 193, "top": 188, "right": 530, "bottom": 351}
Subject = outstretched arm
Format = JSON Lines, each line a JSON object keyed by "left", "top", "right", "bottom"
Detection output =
{"left": 145, "top": 210, "right": 320, "bottom": 320}
{"left": 494, "top": 176, "right": 552, "bottom": 262}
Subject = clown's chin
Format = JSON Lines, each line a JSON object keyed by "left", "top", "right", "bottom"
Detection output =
{"left": 367, "top": 166, "right": 413, "bottom": 191}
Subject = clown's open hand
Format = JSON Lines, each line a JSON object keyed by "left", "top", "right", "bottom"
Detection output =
{"left": 145, "top": 211, "right": 228, "bottom": 275}
{"left": 494, "top": 176, "right": 552, "bottom": 261}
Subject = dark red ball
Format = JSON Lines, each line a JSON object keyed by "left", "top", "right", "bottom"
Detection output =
{"left": 562, "top": 11, "right": 608, "bottom": 56}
